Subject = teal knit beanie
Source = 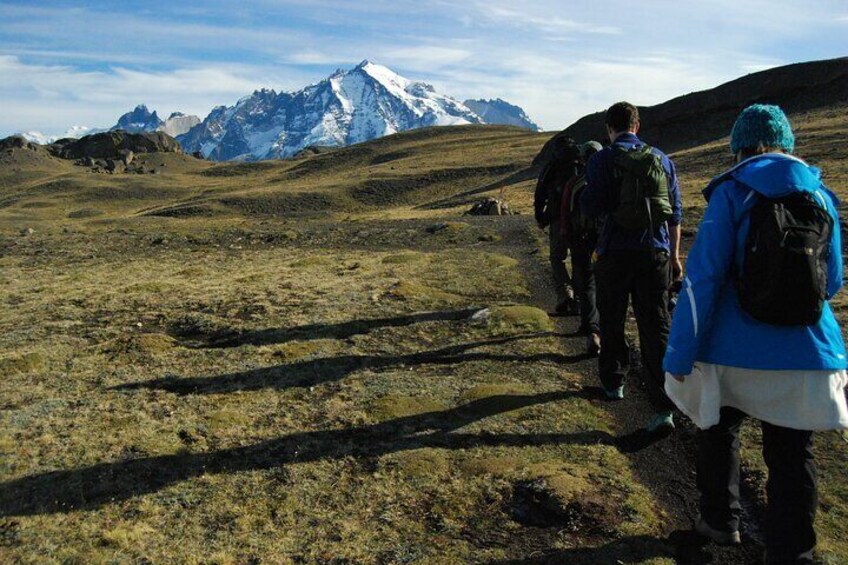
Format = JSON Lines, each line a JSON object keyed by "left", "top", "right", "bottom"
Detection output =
{"left": 730, "top": 104, "right": 795, "bottom": 155}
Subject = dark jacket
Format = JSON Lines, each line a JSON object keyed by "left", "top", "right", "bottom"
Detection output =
{"left": 534, "top": 141, "right": 580, "bottom": 225}
{"left": 580, "top": 132, "right": 682, "bottom": 254}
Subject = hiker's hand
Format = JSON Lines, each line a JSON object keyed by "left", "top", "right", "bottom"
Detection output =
{"left": 671, "top": 255, "right": 684, "bottom": 281}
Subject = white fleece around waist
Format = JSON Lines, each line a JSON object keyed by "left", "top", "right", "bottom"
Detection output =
{"left": 665, "top": 363, "right": 848, "bottom": 430}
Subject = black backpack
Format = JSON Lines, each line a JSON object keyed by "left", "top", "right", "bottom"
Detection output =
{"left": 569, "top": 174, "right": 602, "bottom": 238}
{"left": 737, "top": 190, "right": 833, "bottom": 326}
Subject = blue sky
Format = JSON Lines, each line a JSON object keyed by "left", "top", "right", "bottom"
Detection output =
{"left": 1, "top": 0, "right": 846, "bottom": 136}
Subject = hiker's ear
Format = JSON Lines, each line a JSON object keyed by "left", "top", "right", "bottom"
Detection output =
{"left": 633, "top": 121, "right": 640, "bottom": 135}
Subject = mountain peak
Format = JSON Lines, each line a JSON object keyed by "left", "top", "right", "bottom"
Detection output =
{"left": 176, "top": 62, "right": 537, "bottom": 160}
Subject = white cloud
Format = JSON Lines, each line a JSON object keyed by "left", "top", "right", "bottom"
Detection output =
{"left": 482, "top": 6, "right": 621, "bottom": 35}
{"left": 0, "top": 56, "right": 315, "bottom": 135}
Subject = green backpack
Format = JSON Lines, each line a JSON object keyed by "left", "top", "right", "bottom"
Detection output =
{"left": 611, "top": 145, "right": 673, "bottom": 230}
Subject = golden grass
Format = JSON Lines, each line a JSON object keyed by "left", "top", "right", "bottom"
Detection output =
{"left": 1, "top": 109, "right": 847, "bottom": 562}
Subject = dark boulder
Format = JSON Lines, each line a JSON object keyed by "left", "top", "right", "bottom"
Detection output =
{"left": 48, "top": 130, "right": 182, "bottom": 161}
{"left": 0, "top": 135, "right": 39, "bottom": 151}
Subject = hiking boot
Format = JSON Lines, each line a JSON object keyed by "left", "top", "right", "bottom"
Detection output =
{"left": 694, "top": 515, "right": 741, "bottom": 546}
{"left": 646, "top": 411, "right": 675, "bottom": 433}
{"left": 604, "top": 385, "right": 624, "bottom": 401}
{"left": 587, "top": 333, "right": 601, "bottom": 357}
{"left": 555, "top": 286, "right": 578, "bottom": 315}
{"left": 555, "top": 296, "right": 578, "bottom": 314}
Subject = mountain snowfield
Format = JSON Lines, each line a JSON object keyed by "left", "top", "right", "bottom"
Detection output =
{"left": 18, "top": 61, "right": 538, "bottom": 161}
{"left": 177, "top": 61, "right": 538, "bottom": 161}
{"left": 21, "top": 126, "right": 104, "bottom": 145}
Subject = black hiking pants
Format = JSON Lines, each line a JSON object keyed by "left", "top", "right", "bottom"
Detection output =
{"left": 548, "top": 220, "right": 572, "bottom": 301}
{"left": 698, "top": 407, "right": 817, "bottom": 564}
{"left": 594, "top": 249, "right": 673, "bottom": 410}
{"left": 570, "top": 235, "right": 599, "bottom": 334}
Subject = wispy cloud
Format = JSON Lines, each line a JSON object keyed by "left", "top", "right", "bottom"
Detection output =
{"left": 480, "top": 6, "right": 621, "bottom": 35}
{"left": 0, "top": 56, "right": 313, "bottom": 133}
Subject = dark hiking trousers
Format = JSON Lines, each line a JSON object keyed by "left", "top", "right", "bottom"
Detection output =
{"left": 571, "top": 236, "right": 599, "bottom": 334}
{"left": 595, "top": 249, "right": 673, "bottom": 410}
{"left": 548, "top": 220, "right": 572, "bottom": 301}
{"left": 698, "top": 407, "right": 817, "bottom": 564}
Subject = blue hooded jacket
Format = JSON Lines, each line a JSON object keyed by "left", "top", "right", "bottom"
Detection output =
{"left": 663, "top": 153, "right": 846, "bottom": 376}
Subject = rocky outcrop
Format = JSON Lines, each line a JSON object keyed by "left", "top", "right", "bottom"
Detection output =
{"left": 48, "top": 130, "right": 182, "bottom": 161}
{"left": 0, "top": 135, "right": 40, "bottom": 151}
{"left": 160, "top": 112, "right": 201, "bottom": 137}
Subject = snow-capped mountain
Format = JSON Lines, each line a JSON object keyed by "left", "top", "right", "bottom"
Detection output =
{"left": 110, "top": 106, "right": 200, "bottom": 136}
{"left": 19, "top": 106, "right": 201, "bottom": 145}
{"left": 178, "top": 61, "right": 531, "bottom": 161}
{"left": 463, "top": 99, "right": 540, "bottom": 131}
{"left": 15, "top": 62, "right": 537, "bottom": 157}
{"left": 111, "top": 105, "right": 164, "bottom": 133}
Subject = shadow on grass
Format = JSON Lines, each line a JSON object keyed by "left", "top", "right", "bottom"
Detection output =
{"left": 484, "top": 529, "right": 727, "bottom": 564}
{"left": 113, "top": 333, "right": 590, "bottom": 395}
{"left": 184, "top": 308, "right": 482, "bottom": 348}
{"left": 0, "top": 390, "right": 613, "bottom": 517}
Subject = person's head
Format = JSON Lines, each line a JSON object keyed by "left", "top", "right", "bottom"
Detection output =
{"left": 553, "top": 135, "right": 580, "bottom": 164}
{"left": 730, "top": 104, "right": 795, "bottom": 163}
{"left": 580, "top": 140, "right": 603, "bottom": 163}
{"left": 604, "top": 102, "right": 640, "bottom": 142}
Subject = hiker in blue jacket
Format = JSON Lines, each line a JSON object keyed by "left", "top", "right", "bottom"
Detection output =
{"left": 580, "top": 102, "right": 683, "bottom": 432}
{"left": 664, "top": 104, "right": 848, "bottom": 564}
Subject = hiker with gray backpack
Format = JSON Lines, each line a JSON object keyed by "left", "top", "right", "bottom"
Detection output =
{"left": 560, "top": 140, "right": 604, "bottom": 356}
{"left": 664, "top": 104, "right": 848, "bottom": 564}
{"left": 580, "top": 101, "right": 683, "bottom": 432}
{"left": 534, "top": 136, "right": 581, "bottom": 314}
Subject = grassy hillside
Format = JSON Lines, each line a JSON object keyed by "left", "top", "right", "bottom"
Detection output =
{"left": 1, "top": 108, "right": 847, "bottom": 564}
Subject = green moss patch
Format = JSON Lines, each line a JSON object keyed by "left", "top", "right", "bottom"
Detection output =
{"left": 369, "top": 395, "right": 448, "bottom": 421}
{"left": 488, "top": 305, "right": 554, "bottom": 333}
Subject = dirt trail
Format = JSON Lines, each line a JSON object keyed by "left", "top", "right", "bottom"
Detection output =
{"left": 470, "top": 214, "right": 764, "bottom": 564}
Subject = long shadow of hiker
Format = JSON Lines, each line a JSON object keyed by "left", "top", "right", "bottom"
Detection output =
{"left": 113, "top": 333, "right": 591, "bottom": 395}
{"left": 184, "top": 308, "right": 482, "bottom": 348}
{"left": 0, "top": 390, "right": 613, "bottom": 517}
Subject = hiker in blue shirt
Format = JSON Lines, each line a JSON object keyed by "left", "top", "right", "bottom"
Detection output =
{"left": 664, "top": 104, "right": 848, "bottom": 563}
{"left": 580, "top": 101, "right": 683, "bottom": 432}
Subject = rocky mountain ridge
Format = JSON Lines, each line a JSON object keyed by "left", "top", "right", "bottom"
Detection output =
{"left": 177, "top": 61, "right": 538, "bottom": 161}
{"left": 463, "top": 99, "right": 539, "bottom": 131}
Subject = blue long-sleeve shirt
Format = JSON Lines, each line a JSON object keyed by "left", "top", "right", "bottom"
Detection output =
{"left": 580, "top": 132, "right": 682, "bottom": 255}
